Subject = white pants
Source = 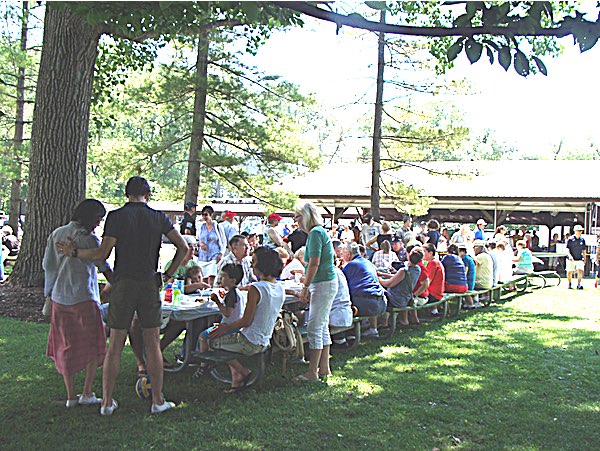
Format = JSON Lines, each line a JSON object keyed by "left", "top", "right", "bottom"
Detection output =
{"left": 307, "top": 278, "right": 338, "bottom": 349}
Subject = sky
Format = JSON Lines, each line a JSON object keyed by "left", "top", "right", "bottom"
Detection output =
{"left": 244, "top": 10, "right": 600, "bottom": 160}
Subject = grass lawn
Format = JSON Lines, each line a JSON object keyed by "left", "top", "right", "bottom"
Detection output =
{"left": 1, "top": 282, "right": 600, "bottom": 450}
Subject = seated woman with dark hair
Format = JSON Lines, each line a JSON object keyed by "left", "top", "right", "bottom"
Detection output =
{"left": 441, "top": 244, "right": 468, "bottom": 294}
{"left": 207, "top": 247, "right": 285, "bottom": 393}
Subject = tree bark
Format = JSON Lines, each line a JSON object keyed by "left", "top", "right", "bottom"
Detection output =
{"left": 8, "top": 1, "right": 28, "bottom": 233}
{"left": 10, "top": 4, "right": 100, "bottom": 286}
{"left": 184, "top": 34, "right": 210, "bottom": 206}
{"left": 370, "top": 11, "right": 386, "bottom": 221}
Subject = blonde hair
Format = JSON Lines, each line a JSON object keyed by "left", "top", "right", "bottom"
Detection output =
{"left": 294, "top": 246, "right": 305, "bottom": 260}
{"left": 381, "top": 221, "right": 391, "bottom": 233}
{"left": 295, "top": 201, "right": 323, "bottom": 231}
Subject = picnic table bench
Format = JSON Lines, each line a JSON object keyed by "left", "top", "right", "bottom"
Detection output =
{"left": 298, "top": 316, "right": 363, "bottom": 350}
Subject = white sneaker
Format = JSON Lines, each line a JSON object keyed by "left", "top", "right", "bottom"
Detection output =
{"left": 361, "top": 328, "right": 379, "bottom": 338}
{"left": 100, "top": 399, "right": 118, "bottom": 416}
{"left": 151, "top": 401, "right": 176, "bottom": 414}
{"left": 66, "top": 397, "right": 79, "bottom": 408}
{"left": 79, "top": 393, "right": 102, "bottom": 405}
{"left": 473, "top": 302, "right": 483, "bottom": 308}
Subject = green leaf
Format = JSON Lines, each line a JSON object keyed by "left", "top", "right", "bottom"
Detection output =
{"left": 347, "top": 12, "right": 368, "bottom": 22}
{"left": 447, "top": 39, "right": 464, "bottom": 62}
{"left": 532, "top": 56, "right": 547, "bottom": 76}
{"left": 514, "top": 50, "right": 530, "bottom": 77}
{"left": 498, "top": 46, "right": 511, "bottom": 71}
{"left": 453, "top": 13, "right": 472, "bottom": 27}
{"left": 364, "top": 1, "right": 389, "bottom": 11}
{"left": 465, "top": 39, "right": 483, "bottom": 64}
{"left": 486, "top": 47, "right": 494, "bottom": 64}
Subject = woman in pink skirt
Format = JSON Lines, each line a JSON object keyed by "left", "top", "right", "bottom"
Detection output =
{"left": 43, "top": 199, "right": 112, "bottom": 408}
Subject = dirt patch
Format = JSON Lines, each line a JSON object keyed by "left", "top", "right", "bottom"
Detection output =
{"left": 0, "top": 282, "right": 48, "bottom": 323}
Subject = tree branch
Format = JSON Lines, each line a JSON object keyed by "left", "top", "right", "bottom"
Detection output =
{"left": 271, "top": 1, "right": 581, "bottom": 38}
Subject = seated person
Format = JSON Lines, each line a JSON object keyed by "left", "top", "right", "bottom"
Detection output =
{"left": 184, "top": 265, "right": 211, "bottom": 294}
{"left": 2, "top": 225, "right": 20, "bottom": 258}
{"left": 422, "top": 243, "right": 445, "bottom": 316}
{"left": 473, "top": 242, "right": 494, "bottom": 304}
{"left": 195, "top": 264, "right": 246, "bottom": 377}
{"left": 207, "top": 247, "right": 285, "bottom": 393}
{"left": 274, "top": 247, "right": 290, "bottom": 269}
{"left": 442, "top": 243, "right": 476, "bottom": 308}
{"left": 457, "top": 244, "right": 479, "bottom": 308}
{"left": 513, "top": 239, "right": 534, "bottom": 274}
{"left": 280, "top": 246, "right": 306, "bottom": 280}
{"left": 379, "top": 247, "right": 423, "bottom": 326}
{"left": 214, "top": 235, "right": 256, "bottom": 289}
{"left": 371, "top": 240, "right": 399, "bottom": 272}
{"left": 165, "top": 235, "right": 199, "bottom": 280}
{"left": 341, "top": 242, "right": 386, "bottom": 338}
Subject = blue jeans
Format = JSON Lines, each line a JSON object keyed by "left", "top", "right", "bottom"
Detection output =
{"left": 352, "top": 295, "right": 387, "bottom": 317}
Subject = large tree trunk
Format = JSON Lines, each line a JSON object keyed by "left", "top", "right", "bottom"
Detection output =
{"left": 370, "top": 11, "right": 386, "bottom": 221}
{"left": 10, "top": 4, "right": 100, "bottom": 287}
{"left": 8, "top": 1, "right": 28, "bottom": 233}
{"left": 184, "top": 34, "right": 210, "bottom": 206}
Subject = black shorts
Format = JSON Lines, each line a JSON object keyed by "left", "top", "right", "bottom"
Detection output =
{"left": 107, "top": 278, "right": 161, "bottom": 329}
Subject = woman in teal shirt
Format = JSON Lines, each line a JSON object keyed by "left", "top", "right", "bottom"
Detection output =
{"left": 295, "top": 202, "right": 338, "bottom": 382}
{"left": 513, "top": 239, "right": 534, "bottom": 274}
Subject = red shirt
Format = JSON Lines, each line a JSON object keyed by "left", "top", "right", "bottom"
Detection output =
{"left": 425, "top": 258, "right": 445, "bottom": 300}
{"left": 414, "top": 261, "right": 429, "bottom": 298}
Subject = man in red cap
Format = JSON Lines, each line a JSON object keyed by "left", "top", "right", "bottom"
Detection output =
{"left": 220, "top": 210, "right": 238, "bottom": 249}
{"left": 264, "top": 212, "right": 288, "bottom": 252}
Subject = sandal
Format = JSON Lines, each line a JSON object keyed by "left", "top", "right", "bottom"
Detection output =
{"left": 293, "top": 374, "right": 321, "bottom": 383}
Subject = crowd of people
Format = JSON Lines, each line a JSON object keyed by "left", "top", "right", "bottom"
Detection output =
{"left": 41, "top": 177, "right": 592, "bottom": 415}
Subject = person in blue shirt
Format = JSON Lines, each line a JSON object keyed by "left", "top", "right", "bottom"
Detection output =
{"left": 474, "top": 219, "right": 487, "bottom": 241}
{"left": 342, "top": 242, "right": 386, "bottom": 338}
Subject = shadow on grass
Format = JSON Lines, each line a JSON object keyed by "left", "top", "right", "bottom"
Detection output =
{"left": 2, "top": 294, "right": 600, "bottom": 450}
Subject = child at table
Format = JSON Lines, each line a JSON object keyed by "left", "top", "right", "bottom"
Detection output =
{"left": 194, "top": 263, "right": 245, "bottom": 376}
{"left": 207, "top": 247, "right": 285, "bottom": 393}
{"left": 184, "top": 265, "right": 211, "bottom": 294}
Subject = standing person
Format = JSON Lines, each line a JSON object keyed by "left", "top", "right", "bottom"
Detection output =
{"left": 220, "top": 211, "right": 238, "bottom": 246}
{"left": 395, "top": 215, "right": 413, "bottom": 245}
{"left": 57, "top": 177, "right": 188, "bottom": 415}
{"left": 426, "top": 219, "right": 441, "bottom": 248}
{"left": 285, "top": 223, "right": 308, "bottom": 254}
{"left": 474, "top": 219, "right": 486, "bottom": 241}
{"left": 295, "top": 202, "right": 338, "bottom": 382}
{"left": 360, "top": 213, "right": 382, "bottom": 260}
{"left": 548, "top": 232, "right": 561, "bottom": 271}
{"left": 180, "top": 202, "right": 197, "bottom": 236}
{"left": 198, "top": 205, "right": 227, "bottom": 287}
{"left": 566, "top": 225, "right": 586, "bottom": 289}
{"left": 263, "top": 213, "right": 288, "bottom": 251}
{"left": 44, "top": 199, "right": 112, "bottom": 409}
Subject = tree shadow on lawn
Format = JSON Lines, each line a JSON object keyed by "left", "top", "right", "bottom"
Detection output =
{"left": 329, "top": 306, "right": 600, "bottom": 449}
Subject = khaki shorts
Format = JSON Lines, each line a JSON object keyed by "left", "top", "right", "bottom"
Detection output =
{"left": 209, "top": 332, "right": 265, "bottom": 356}
{"left": 566, "top": 259, "right": 584, "bottom": 272}
{"left": 107, "top": 278, "right": 161, "bottom": 329}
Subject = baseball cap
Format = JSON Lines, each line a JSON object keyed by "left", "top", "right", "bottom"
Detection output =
{"left": 184, "top": 201, "right": 197, "bottom": 210}
{"left": 574, "top": 224, "right": 584, "bottom": 231}
{"left": 223, "top": 211, "right": 236, "bottom": 220}
{"left": 268, "top": 213, "right": 282, "bottom": 222}
{"left": 392, "top": 236, "right": 402, "bottom": 243}
{"left": 476, "top": 218, "right": 487, "bottom": 225}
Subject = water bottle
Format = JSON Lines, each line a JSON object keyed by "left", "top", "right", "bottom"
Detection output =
{"left": 173, "top": 287, "right": 182, "bottom": 306}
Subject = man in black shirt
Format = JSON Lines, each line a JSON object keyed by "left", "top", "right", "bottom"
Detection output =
{"left": 285, "top": 224, "right": 308, "bottom": 254}
{"left": 566, "top": 224, "right": 586, "bottom": 289}
{"left": 58, "top": 176, "right": 188, "bottom": 415}
{"left": 180, "top": 201, "right": 197, "bottom": 236}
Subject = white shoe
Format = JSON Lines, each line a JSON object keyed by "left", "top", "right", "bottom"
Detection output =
{"left": 151, "top": 400, "right": 176, "bottom": 414}
{"left": 100, "top": 399, "right": 118, "bottom": 416}
{"left": 361, "top": 328, "right": 379, "bottom": 338}
{"left": 79, "top": 393, "right": 102, "bottom": 405}
{"left": 66, "top": 397, "right": 79, "bottom": 408}
{"left": 473, "top": 302, "right": 483, "bottom": 308}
